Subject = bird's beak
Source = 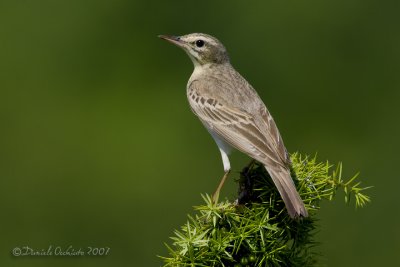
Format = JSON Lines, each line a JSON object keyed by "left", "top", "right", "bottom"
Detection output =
{"left": 158, "top": 35, "right": 185, "bottom": 48}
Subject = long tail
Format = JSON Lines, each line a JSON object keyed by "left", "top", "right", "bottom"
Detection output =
{"left": 265, "top": 165, "right": 308, "bottom": 218}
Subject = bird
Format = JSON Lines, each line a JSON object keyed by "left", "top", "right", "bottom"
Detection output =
{"left": 159, "top": 33, "right": 308, "bottom": 218}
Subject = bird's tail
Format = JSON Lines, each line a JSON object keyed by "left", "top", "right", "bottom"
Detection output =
{"left": 265, "top": 165, "right": 308, "bottom": 218}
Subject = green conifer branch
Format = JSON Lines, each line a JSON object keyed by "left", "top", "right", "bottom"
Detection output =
{"left": 160, "top": 153, "right": 371, "bottom": 266}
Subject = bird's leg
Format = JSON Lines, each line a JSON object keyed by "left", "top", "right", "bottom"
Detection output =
{"left": 212, "top": 170, "right": 231, "bottom": 203}
{"left": 212, "top": 148, "right": 231, "bottom": 203}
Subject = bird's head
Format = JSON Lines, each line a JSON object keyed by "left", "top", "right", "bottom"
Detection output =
{"left": 159, "top": 33, "right": 230, "bottom": 66}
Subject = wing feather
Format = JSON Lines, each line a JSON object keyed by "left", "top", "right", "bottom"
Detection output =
{"left": 188, "top": 81, "right": 286, "bottom": 168}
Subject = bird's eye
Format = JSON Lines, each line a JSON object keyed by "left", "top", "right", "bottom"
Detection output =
{"left": 195, "top": 40, "right": 205, "bottom": 48}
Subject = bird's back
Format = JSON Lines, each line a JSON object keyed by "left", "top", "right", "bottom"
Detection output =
{"left": 188, "top": 63, "right": 289, "bottom": 166}
{"left": 189, "top": 64, "right": 261, "bottom": 113}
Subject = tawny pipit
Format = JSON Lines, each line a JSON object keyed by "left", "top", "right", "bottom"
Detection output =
{"left": 159, "top": 33, "right": 308, "bottom": 218}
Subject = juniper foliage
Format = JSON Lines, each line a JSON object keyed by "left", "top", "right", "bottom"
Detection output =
{"left": 161, "top": 153, "right": 371, "bottom": 267}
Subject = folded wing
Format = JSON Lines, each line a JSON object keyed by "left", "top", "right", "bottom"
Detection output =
{"left": 188, "top": 80, "right": 287, "bottom": 169}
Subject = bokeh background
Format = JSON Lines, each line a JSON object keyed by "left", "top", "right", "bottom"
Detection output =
{"left": 1, "top": 0, "right": 399, "bottom": 266}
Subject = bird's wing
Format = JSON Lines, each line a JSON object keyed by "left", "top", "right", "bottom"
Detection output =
{"left": 188, "top": 80, "right": 287, "bottom": 168}
{"left": 258, "top": 105, "right": 290, "bottom": 165}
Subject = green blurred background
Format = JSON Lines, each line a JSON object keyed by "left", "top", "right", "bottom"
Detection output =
{"left": 0, "top": 0, "right": 399, "bottom": 266}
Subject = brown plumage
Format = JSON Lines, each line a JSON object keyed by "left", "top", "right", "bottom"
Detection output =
{"left": 160, "top": 33, "right": 308, "bottom": 218}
